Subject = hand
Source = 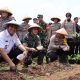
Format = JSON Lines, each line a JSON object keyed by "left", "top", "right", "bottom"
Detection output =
{"left": 30, "top": 48, "right": 37, "bottom": 52}
{"left": 23, "top": 50, "right": 27, "bottom": 56}
{"left": 22, "top": 51, "right": 28, "bottom": 60}
{"left": 10, "top": 63, "right": 16, "bottom": 71}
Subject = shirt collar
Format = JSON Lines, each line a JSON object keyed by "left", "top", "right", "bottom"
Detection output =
{"left": 5, "top": 29, "right": 16, "bottom": 37}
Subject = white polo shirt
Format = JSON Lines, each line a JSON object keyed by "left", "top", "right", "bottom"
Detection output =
{"left": 0, "top": 29, "right": 21, "bottom": 54}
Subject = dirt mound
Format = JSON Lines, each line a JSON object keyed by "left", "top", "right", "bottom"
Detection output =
{"left": 0, "top": 62, "right": 80, "bottom": 80}
{"left": 21, "top": 62, "right": 73, "bottom": 76}
{"left": 63, "top": 73, "right": 80, "bottom": 80}
{"left": 0, "top": 71, "right": 24, "bottom": 80}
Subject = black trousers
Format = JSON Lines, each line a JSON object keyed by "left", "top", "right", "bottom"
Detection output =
{"left": 74, "top": 37, "right": 80, "bottom": 54}
{"left": 46, "top": 49, "right": 69, "bottom": 63}
{"left": 67, "top": 38, "right": 75, "bottom": 55}
{"left": 24, "top": 50, "right": 44, "bottom": 66}
{"left": 0, "top": 47, "right": 23, "bottom": 65}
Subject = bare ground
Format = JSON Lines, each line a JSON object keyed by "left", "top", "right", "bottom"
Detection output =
{"left": 0, "top": 62, "right": 80, "bottom": 80}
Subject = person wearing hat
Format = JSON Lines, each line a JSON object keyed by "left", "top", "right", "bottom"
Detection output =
{"left": 0, "top": 20, "right": 28, "bottom": 71}
{"left": 46, "top": 28, "right": 69, "bottom": 64}
{"left": 61, "top": 12, "right": 74, "bottom": 55}
{"left": 50, "top": 17, "right": 61, "bottom": 36}
{"left": 33, "top": 18, "right": 39, "bottom": 24}
{"left": 18, "top": 17, "right": 32, "bottom": 40}
{"left": 37, "top": 14, "right": 50, "bottom": 49}
{"left": 0, "top": 7, "right": 15, "bottom": 31}
{"left": 22, "top": 24, "right": 44, "bottom": 67}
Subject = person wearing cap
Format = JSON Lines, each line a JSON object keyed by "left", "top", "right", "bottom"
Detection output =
{"left": 33, "top": 18, "right": 39, "bottom": 24}
{"left": 18, "top": 17, "right": 32, "bottom": 40}
{"left": 61, "top": 12, "right": 74, "bottom": 55}
{"left": 46, "top": 28, "right": 69, "bottom": 64}
{"left": 0, "top": 20, "right": 28, "bottom": 71}
{"left": 0, "top": 7, "right": 15, "bottom": 31}
{"left": 22, "top": 24, "right": 44, "bottom": 67}
{"left": 37, "top": 14, "right": 50, "bottom": 49}
{"left": 73, "top": 17, "right": 80, "bottom": 54}
{"left": 50, "top": 17, "right": 61, "bottom": 36}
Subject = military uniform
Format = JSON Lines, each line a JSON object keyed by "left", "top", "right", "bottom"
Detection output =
{"left": 0, "top": 16, "right": 15, "bottom": 31}
{"left": 18, "top": 22, "right": 31, "bottom": 40}
{"left": 22, "top": 32, "right": 44, "bottom": 67}
{"left": 18, "top": 17, "right": 32, "bottom": 40}
{"left": 37, "top": 14, "right": 49, "bottom": 48}
{"left": 38, "top": 22, "right": 47, "bottom": 43}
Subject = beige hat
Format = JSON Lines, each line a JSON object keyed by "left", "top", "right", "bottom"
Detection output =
{"left": 51, "top": 17, "right": 61, "bottom": 22}
{"left": 0, "top": 7, "right": 12, "bottom": 16}
{"left": 4, "top": 20, "right": 20, "bottom": 28}
{"left": 55, "top": 28, "right": 68, "bottom": 36}
{"left": 28, "top": 24, "right": 42, "bottom": 32}
{"left": 22, "top": 17, "right": 32, "bottom": 21}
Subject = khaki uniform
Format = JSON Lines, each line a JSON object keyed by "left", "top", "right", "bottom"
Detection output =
{"left": 50, "top": 23, "right": 61, "bottom": 36}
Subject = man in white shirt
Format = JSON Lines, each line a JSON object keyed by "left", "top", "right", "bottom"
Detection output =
{"left": 0, "top": 20, "right": 28, "bottom": 71}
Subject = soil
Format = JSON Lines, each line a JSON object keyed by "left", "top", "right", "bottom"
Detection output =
{"left": 0, "top": 62, "right": 80, "bottom": 80}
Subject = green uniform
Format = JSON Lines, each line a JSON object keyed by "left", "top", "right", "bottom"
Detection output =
{"left": 38, "top": 21, "right": 48, "bottom": 48}
{"left": 22, "top": 33, "right": 44, "bottom": 66}
{"left": 22, "top": 33, "right": 41, "bottom": 48}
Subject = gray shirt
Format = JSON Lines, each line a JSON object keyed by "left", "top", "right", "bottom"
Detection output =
{"left": 18, "top": 22, "right": 31, "bottom": 40}
{"left": 62, "top": 20, "right": 74, "bottom": 38}
{"left": 47, "top": 35, "right": 55, "bottom": 52}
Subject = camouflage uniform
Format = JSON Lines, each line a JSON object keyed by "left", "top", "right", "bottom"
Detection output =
{"left": 18, "top": 22, "right": 31, "bottom": 40}
{"left": 0, "top": 16, "right": 15, "bottom": 31}
{"left": 22, "top": 33, "right": 44, "bottom": 66}
{"left": 37, "top": 14, "right": 49, "bottom": 48}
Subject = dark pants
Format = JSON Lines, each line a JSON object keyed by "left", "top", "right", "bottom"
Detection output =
{"left": 24, "top": 50, "right": 44, "bottom": 66}
{"left": 46, "top": 49, "right": 69, "bottom": 64}
{"left": 74, "top": 37, "right": 80, "bottom": 54}
{"left": 67, "top": 38, "right": 75, "bottom": 55}
{"left": 0, "top": 47, "right": 23, "bottom": 65}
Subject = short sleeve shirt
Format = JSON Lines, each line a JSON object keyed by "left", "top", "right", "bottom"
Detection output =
{"left": 0, "top": 30, "right": 21, "bottom": 54}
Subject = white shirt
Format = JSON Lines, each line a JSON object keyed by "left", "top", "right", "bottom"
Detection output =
{"left": 0, "top": 30, "right": 21, "bottom": 54}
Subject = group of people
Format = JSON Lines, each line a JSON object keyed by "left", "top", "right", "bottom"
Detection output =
{"left": 0, "top": 7, "right": 80, "bottom": 71}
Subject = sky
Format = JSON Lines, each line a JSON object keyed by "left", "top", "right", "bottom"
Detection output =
{"left": 0, "top": 0, "right": 80, "bottom": 24}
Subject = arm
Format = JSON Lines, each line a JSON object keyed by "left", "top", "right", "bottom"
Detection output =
{"left": 46, "top": 25, "right": 51, "bottom": 42}
{"left": 18, "top": 44, "right": 28, "bottom": 56}
{"left": 48, "top": 35, "right": 59, "bottom": 49}
{"left": 0, "top": 48, "right": 16, "bottom": 70}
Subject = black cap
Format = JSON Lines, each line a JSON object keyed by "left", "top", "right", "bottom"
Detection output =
{"left": 66, "top": 12, "right": 72, "bottom": 18}
{"left": 37, "top": 14, "right": 43, "bottom": 18}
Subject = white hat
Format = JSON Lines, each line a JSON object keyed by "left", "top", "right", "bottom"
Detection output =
{"left": 56, "top": 28, "right": 68, "bottom": 36}
{"left": 4, "top": 20, "right": 20, "bottom": 28}
{"left": 28, "top": 24, "right": 42, "bottom": 32}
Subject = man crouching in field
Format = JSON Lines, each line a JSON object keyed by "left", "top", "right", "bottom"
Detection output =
{"left": 0, "top": 20, "right": 28, "bottom": 71}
